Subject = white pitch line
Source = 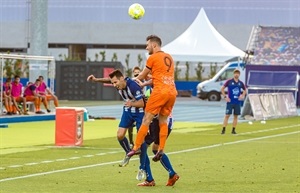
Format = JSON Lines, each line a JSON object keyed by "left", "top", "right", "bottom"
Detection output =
{"left": 82, "top": 155, "right": 94, "bottom": 158}
{"left": 1, "top": 150, "right": 123, "bottom": 171}
{"left": 107, "top": 151, "right": 120, "bottom": 154}
{"left": 95, "top": 153, "right": 106, "bottom": 156}
{"left": 69, "top": 157, "right": 81, "bottom": 159}
{"left": 24, "top": 162, "right": 38, "bottom": 166}
{"left": 237, "top": 124, "right": 300, "bottom": 135}
{"left": 0, "top": 130, "right": 299, "bottom": 183}
{"left": 40, "top": 160, "right": 54, "bottom": 164}
{"left": 8, "top": 165, "right": 22, "bottom": 168}
{"left": 55, "top": 158, "right": 68, "bottom": 162}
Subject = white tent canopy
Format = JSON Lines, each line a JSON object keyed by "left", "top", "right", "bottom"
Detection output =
{"left": 162, "top": 8, "right": 246, "bottom": 62}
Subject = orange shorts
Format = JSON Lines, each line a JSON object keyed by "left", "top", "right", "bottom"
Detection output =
{"left": 40, "top": 94, "right": 53, "bottom": 100}
{"left": 25, "top": 96, "right": 39, "bottom": 101}
{"left": 145, "top": 91, "right": 176, "bottom": 116}
{"left": 46, "top": 95, "right": 53, "bottom": 100}
{"left": 13, "top": 96, "right": 24, "bottom": 102}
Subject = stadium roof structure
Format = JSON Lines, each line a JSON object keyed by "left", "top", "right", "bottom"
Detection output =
{"left": 162, "top": 8, "right": 246, "bottom": 62}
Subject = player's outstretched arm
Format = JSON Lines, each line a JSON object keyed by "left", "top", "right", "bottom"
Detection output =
{"left": 87, "top": 75, "right": 111, "bottom": 83}
{"left": 135, "top": 79, "right": 153, "bottom": 88}
{"left": 143, "top": 79, "right": 153, "bottom": 87}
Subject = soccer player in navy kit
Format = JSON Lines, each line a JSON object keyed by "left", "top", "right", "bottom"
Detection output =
{"left": 87, "top": 70, "right": 155, "bottom": 185}
{"left": 221, "top": 69, "right": 247, "bottom": 134}
{"left": 87, "top": 70, "right": 148, "bottom": 164}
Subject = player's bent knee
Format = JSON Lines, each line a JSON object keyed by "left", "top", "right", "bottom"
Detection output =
{"left": 142, "top": 117, "right": 153, "bottom": 125}
{"left": 117, "top": 128, "right": 127, "bottom": 140}
{"left": 117, "top": 135, "right": 124, "bottom": 140}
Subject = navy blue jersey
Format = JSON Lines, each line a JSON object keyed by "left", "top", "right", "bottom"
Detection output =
{"left": 118, "top": 77, "right": 144, "bottom": 113}
{"left": 223, "top": 78, "right": 246, "bottom": 104}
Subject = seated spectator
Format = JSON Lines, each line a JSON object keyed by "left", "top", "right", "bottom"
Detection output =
{"left": 23, "top": 79, "right": 50, "bottom": 114}
{"left": 37, "top": 76, "right": 59, "bottom": 108}
{"left": 11, "top": 75, "right": 28, "bottom": 115}
{"left": 252, "top": 27, "right": 300, "bottom": 66}
{"left": 2, "top": 78, "right": 13, "bottom": 115}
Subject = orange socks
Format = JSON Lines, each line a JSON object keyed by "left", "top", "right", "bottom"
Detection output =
{"left": 5, "top": 104, "right": 11, "bottom": 112}
{"left": 34, "top": 98, "right": 40, "bottom": 111}
{"left": 133, "top": 124, "right": 149, "bottom": 150}
{"left": 134, "top": 122, "right": 168, "bottom": 151}
{"left": 159, "top": 123, "right": 168, "bottom": 151}
{"left": 54, "top": 99, "right": 59, "bottom": 107}
{"left": 12, "top": 106, "right": 17, "bottom": 114}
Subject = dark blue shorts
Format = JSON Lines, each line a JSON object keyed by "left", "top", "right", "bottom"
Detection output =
{"left": 225, "top": 103, "right": 241, "bottom": 115}
{"left": 119, "top": 110, "right": 144, "bottom": 131}
{"left": 145, "top": 117, "right": 173, "bottom": 145}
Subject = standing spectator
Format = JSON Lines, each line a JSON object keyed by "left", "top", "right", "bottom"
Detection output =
{"left": 132, "top": 66, "right": 141, "bottom": 77}
{"left": 221, "top": 69, "right": 247, "bottom": 134}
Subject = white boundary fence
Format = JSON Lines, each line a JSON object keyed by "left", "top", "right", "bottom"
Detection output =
{"left": 241, "top": 93, "right": 298, "bottom": 121}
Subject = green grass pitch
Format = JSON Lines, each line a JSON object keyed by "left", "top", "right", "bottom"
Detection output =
{"left": 0, "top": 117, "right": 299, "bottom": 193}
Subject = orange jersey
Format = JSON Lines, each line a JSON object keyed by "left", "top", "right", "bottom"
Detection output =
{"left": 146, "top": 51, "right": 177, "bottom": 95}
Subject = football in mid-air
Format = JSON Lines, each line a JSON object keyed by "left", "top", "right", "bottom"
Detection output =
{"left": 128, "top": 3, "right": 145, "bottom": 20}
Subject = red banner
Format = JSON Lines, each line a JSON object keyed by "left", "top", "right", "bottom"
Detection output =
{"left": 103, "top": 67, "right": 114, "bottom": 86}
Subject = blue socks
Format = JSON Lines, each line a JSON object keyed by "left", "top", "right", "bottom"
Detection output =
{"left": 139, "top": 143, "right": 154, "bottom": 181}
{"left": 144, "top": 154, "right": 154, "bottom": 181}
{"left": 153, "top": 150, "right": 176, "bottom": 177}
{"left": 118, "top": 137, "right": 131, "bottom": 153}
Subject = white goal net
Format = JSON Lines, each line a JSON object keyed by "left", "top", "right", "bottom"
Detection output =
{"left": 0, "top": 53, "right": 55, "bottom": 114}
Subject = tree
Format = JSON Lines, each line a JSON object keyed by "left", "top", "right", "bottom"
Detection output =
{"left": 111, "top": 53, "right": 118, "bottom": 62}
{"left": 94, "top": 53, "right": 99, "bottom": 61}
{"left": 58, "top": 54, "right": 63, "bottom": 61}
{"left": 174, "top": 61, "right": 181, "bottom": 81}
{"left": 209, "top": 62, "right": 218, "bottom": 78}
{"left": 137, "top": 54, "right": 143, "bottom": 68}
{"left": 195, "top": 62, "right": 204, "bottom": 81}
{"left": 3, "top": 54, "right": 28, "bottom": 78}
{"left": 13, "top": 59, "right": 23, "bottom": 77}
{"left": 185, "top": 62, "right": 190, "bottom": 81}
{"left": 4, "top": 57, "right": 13, "bottom": 78}
{"left": 24, "top": 60, "right": 29, "bottom": 78}
{"left": 125, "top": 54, "right": 132, "bottom": 77}
{"left": 100, "top": 51, "right": 106, "bottom": 62}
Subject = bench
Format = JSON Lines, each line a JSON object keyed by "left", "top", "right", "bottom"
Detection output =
{"left": 26, "top": 102, "right": 35, "bottom": 112}
{"left": 24, "top": 101, "right": 54, "bottom": 112}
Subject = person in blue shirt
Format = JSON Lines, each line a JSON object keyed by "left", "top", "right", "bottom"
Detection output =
{"left": 87, "top": 69, "right": 154, "bottom": 185}
{"left": 87, "top": 69, "right": 145, "bottom": 163}
{"left": 221, "top": 69, "right": 247, "bottom": 134}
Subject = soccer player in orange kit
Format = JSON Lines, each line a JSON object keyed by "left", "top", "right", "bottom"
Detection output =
{"left": 127, "top": 35, "right": 177, "bottom": 162}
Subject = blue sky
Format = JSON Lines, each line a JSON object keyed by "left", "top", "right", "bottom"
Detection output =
{"left": 0, "top": 0, "right": 299, "bottom": 25}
